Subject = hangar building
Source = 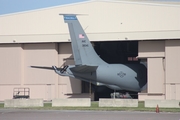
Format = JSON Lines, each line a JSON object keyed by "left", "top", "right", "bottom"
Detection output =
{"left": 0, "top": 0, "right": 180, "bottom": 101}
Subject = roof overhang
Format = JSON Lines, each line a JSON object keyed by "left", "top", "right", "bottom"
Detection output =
{"left": 0, "top": 0, "right": 180, "bottom": 43}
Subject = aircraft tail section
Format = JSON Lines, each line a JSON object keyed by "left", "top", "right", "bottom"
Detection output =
{"left": 61, "top": 14, "right": 107, "bottom": 66}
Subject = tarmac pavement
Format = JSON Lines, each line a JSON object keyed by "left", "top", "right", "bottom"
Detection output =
{"left": 0, "top": 109, "right": 180, "bottom": 120}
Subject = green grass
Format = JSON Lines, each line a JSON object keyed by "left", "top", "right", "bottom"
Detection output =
{"left": 0, "top": 103, "right": 4, "bottom": 108}
{"left": 1, "top": 101, "right": 180, "bottom": 112}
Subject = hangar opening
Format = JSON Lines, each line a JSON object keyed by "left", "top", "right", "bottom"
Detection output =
{"left": 81, "top": 41, "right": 146, "bottom": 100}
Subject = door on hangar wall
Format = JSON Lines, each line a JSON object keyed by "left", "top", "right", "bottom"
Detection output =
{"left": 45, "top": 84, "right": 51, "bottom": 101}
{"left": 58, "top": 84, "right": 67, "bottom": 98}
{"left": 170, "top": 84, "right": 176, "bottom": 100}
{"left": 166, "top": 84, "right": 177, "bottom": 100}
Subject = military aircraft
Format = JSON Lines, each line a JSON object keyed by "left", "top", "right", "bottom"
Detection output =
{"left": 31, "top": 14, "right": 147, "bottom": 97}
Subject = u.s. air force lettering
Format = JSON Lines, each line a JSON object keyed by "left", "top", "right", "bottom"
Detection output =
{"left": 82, "top": 40, "right": 86, "bottom": 43}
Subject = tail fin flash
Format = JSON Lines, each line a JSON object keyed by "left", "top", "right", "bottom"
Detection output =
{"left": 61, "top": 14, "right": 107, "bottom": 66}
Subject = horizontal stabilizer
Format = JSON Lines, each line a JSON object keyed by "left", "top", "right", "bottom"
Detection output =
{"left": 70, "top": 65, "right": 98, "bottom": 73}
{"left": 30, "top": 66, "right": 60, "bottom": 70}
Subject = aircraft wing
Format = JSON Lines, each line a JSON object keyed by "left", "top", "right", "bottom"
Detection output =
{"left": 70, "top": 65, "right": 98, "bottom": 73}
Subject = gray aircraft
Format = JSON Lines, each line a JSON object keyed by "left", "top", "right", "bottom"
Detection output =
{"left": 31, "top": 14, "right": 147, "bottom": 97}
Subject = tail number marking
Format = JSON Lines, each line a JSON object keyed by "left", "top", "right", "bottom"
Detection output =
{"left": 82, "top": 44, "right": 89, "bottom": 47}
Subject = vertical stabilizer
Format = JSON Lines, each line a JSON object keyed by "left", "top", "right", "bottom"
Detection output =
{"left": 61, "top": 14, "right": 107, "bottom": 66}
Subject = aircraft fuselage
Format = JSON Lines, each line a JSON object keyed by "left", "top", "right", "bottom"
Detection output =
{"left": 68, "top": 63, "right": 147, "bottom": 92}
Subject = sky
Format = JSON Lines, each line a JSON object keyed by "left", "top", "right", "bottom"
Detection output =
{"left": 0, "top": 0, "right": 179, "bottom": 15}
{"left": 0, "top": 0, "right": 87, "bottom": 15}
